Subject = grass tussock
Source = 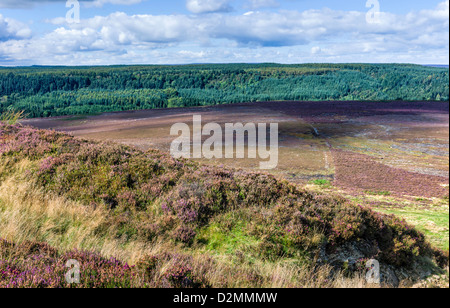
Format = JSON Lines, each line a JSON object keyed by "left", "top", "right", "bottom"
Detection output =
{"left": 0, "top": 176, "right": 159, "bottom": 264}
{"left": 0, "top": 123, "right": 448, "bottom": 288}
{"left": 0, "top": 110, "right": 25, "bottom": 126}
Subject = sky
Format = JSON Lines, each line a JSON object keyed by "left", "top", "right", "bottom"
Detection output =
{"left": 0, "top": 0, "right": 448, "bottom": 66}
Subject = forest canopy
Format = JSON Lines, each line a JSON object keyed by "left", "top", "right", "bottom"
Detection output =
{"left": 0, "top": 63, "right": 448, "bottom": 118}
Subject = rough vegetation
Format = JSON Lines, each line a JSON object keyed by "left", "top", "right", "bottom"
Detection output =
{"left": 0, "top": 122, "right": 448, "bottom": 288}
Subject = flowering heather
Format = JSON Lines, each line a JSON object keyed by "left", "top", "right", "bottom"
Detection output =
{"left": 0, "top": 239, "right": 135, "bottom": 288}
{"left": 136, "top": 253, "right": 210, "bottom": 288}
{"left": 0, "top": 239, "right": 218, "bottom": 288}
{"left": 1, "top": 123, "right": 448, "bottom": 287}
{"left": 173, "top": 226, "right": 197, "bottom": 244}
{"left": 163, "top": 260, "right": 200, "bottom": 288}
{"left": 332, "top": 149, "right": 449, "bottom": 199}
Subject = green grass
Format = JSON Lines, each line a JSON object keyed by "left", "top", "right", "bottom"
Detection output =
{"left": 196, "top": 213, "right": 311, "bottom": 265}
{"left": 197, "top": 217, "right": 261, "bottom": 258}
{"left": 376, "top": 206, "right": 449, "bottom": 251}
{"left": 309, "top": 179, "right": 331, "bottom": 187}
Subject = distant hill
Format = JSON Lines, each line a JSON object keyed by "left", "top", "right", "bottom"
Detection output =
{"left": 423, "top": 65, "right": 449, "bottom": 68}
{"left": 0, "top": 63, "right": 448, "bottom": 118}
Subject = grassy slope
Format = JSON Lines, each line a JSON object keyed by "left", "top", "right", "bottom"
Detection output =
{"left": 0, "top": 123, "right": 448, "bottom": 288}
{"left": 307, "top": 182, "right": 449, "bottom": 252}
{"left": 376, "top": 206, "right": 449, "bottom": 251}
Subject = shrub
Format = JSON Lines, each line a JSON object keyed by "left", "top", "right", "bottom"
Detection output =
{"left": 136, "top": 255, "right": 160, "bottom": 278}
{"left": 163, "top": 257, "right": 209, "bottom": 288}
{"left": 173, "top": 226, "right": 197, "bottom": 244}
{"left": 0, "top": 239, "right": 136, "bottom": 288}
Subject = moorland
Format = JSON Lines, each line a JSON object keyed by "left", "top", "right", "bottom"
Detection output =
{"left": 0, "top": 64, "right": 449, "bottom": 288}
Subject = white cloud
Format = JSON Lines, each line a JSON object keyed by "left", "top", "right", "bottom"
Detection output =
{"left": 186, "top": 0, "right": 233, "bottom": 14}
{"left": 76, "top": 12, "right": 197, "bottom": 44}
{"left": 0, "top": 14, "right": 32, "bottom": 41}
{"left": 311, "top": 46, "right": 321, "bottom": 55}
{"left": 0, "top": 1, "right": 448, "bottom": 65}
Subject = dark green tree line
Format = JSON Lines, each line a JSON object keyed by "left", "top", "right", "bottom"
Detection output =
{"left": 0, "top": 63, "right": 448, "bottom": 118}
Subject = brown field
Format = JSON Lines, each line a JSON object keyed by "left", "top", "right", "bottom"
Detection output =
{"left": 23, "top": 101, "right": 449, "bottom": 199}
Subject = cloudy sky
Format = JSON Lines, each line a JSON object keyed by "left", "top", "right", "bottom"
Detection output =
{"left": 0, "top": 0, "right": 448, "bottom": 66}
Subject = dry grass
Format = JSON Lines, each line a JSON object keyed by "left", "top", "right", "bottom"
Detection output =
{"left": 0, "top": 162, "right": 159, "bottom": 264}
{"left": 0, "top": 110, "right": 26, "bottom": 125}
{"left": 0, "top": 168, "right": 381, "bottom": 288}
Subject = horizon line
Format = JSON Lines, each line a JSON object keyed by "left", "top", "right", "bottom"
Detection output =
{"left": 1, "top": 62, "right": 449, "bottom": 69}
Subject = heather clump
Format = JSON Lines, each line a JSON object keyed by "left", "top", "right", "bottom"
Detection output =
{"left": 0, "top": 124, "right": 77, "bottom": 159}
{"left": 135, "top": 253, "right": 211, "bottom": 288}
{"left": 160, "top": 169, "right": 297, "bottom": 244}
{"left": 172, "top": 225, "right": 197, "bottom": 244}
{"left": 200, "top": 195, "right": 437, "bottom": 267}
{"left": 1, "top": 124, "right": 448, "bottom": 287}
{"left": 136, "top": 255, "right": 159, "bottom": 278}
{"left": 0, "top": 239, "right": 136, "bottom": 288}
{"left": 163, "top": 258, "right": 203, "bottom": 288}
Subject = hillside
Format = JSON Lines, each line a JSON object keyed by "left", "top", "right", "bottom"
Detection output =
{"left": 0, "top": 64, "right": 449, "bottom": 118}
{"left": 0, "top": 122, "right": 448, "bottom": 288}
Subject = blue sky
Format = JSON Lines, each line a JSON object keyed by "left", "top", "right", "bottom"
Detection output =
{"left": 0, "top": 0, "right": 448, "bottom": 66}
